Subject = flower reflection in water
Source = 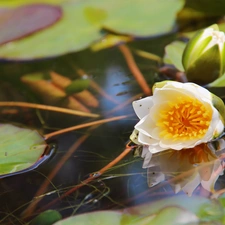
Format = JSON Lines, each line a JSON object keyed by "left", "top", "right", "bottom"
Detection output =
{"left": 141, "top": 140, "right": 225, "bottom": 196}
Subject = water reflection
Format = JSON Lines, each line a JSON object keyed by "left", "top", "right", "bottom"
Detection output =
{"left": 141, "top": 139, "right": 225, "bottom": 196}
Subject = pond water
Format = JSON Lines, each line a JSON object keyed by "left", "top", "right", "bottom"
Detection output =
{"left": 0, "top": 31, "right": 225, "bottom": 224}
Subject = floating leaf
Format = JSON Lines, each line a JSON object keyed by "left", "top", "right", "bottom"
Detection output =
{"left": 163, "top": 41, "right": 186, "bottom": 71}
{"left": 54, "top": 211, "right": 125, "bottom": 225}
{"left": 0, "top": 2, "right": 103, "bottom": 60}
{"left": 102, "top": 0, "right": 185, "bottom": 37}
{"left": 31, "top": 210, "right": 62, "bottom": 225}
{"left": 0, "top": 0, "right": 68, "bottom": 7}
{"left": 0, "top": 0, "right": 184, "bottom": 60}
{"left": 0, "top": 4, "right": 62, "bottom": 45}
{"left": 84, "top": 6, "right": 108, "bottom": 25}
{"left": 0, "top": 124, "right": 47, "bottom": 177}
{"left": 65, "top": 79, "right": 90, "bottom": 95}
{"left": 91, "top": 34, "right": 133, "bottom": 51}
{"left": 53, "top": 200, "right": 201, "bottom": 225}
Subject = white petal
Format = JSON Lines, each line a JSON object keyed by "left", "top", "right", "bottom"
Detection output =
{"left": 135, "top": 114, "right": 156, "bottom": 138}
{"left": 213, "top": 119, "right": 224, "bottom": 138}
{"left": 132, "top": 96, "right": 154, "bottom": 119}
{"left": 138, "top": 132, "right": 158, "bottom": 145}
{"left": 148, "top": 144, "right": 168, "bottom": 153}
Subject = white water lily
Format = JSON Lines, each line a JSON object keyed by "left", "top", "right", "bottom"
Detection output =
{"left": 131, "top": 81, "right": 225, "bottom": 153}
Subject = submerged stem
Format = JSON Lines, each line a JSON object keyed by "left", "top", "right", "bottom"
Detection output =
{"left": 0, "top": 101, "right": 99, "bottom": 118}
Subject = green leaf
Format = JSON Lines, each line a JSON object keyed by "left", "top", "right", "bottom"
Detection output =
{"left": 102, "top": 0, "right": 184, "bottom": 37}
{"left": 198, "top": 202, "right": 224, "bottom": 222}
{"left": 0, "top": 124, "right": 47, "bottom": 177}
{"left": 135, "top": 206, "right": 198, "bottom": 225}
{"left": 84, "top": 6, "right": 108, "bottom": 25}
{"left": 31, "top": 210, "right": 62, "bottom": 225}
{"left": 0, "top": 0, "right": 184, "bottom": 60}
{"left": 0, "top": 0, "right": 68, "bottom": 7}
{"left": 0, "top": 2, "right": 103, "bottom": 60}
{"left": 53, "top": 211, "right": 124, "bottom": 225}
{"left": 65, "top": 79, "right": 90, "bottom": 95}
{"left": 164, "top": 41, "right": 186, "bottom": 71}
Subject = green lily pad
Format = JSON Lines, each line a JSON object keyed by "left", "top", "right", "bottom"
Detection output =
{"left": 31, "top": 210, "right": 62, "bottom": 225}
{"left": 163, "top": 41, "right": 186, "bottom": 71}
{"left": 53, "top": 195, "right": 224, "bottom": 225}
{"left": 101, "top": 0, "right": 185, "bottom": 37}
{"left": 0, "top": 2, "right": 103, "bottom": 60}
{"left": 0, "top": 124, "right": 47, "bottom": 177}
{"left": 0, "top": 0, "right": 184, "bottom": 60}
{"left": 0, "top": 0, "right": 68, "bottom": 7}
{"left": 53, "top": 211, "right": 125, "bottom": 225}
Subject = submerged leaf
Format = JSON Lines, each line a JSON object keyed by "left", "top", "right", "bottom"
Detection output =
{"left": 0, "top": 124, "right": 47, "bottom": 176}
{"left": 0, "top": 4, "right": 62, "bottom": 45}
{"left": 65, "top": 79, "right": 90, "bottom": 95}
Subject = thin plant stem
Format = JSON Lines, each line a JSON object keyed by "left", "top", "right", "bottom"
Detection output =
{"left": 44, "top": 115, "right": 129, "bottom": 139}
{"left": 21, "top": 134, "right": 89, "bottom": 218}
{"left": 119, "top": 44, "right": 152, "bottom": 95}
{"left": 0, "top": 101, "right": 99, "bottom": 118}
{"left": 34, "top": 145, "right": 133, "bottom": 215}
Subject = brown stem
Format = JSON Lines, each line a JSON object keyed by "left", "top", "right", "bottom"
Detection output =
{"left": 44, "top": 115, "right": 129, "bottom": 140}
{"left": 34, "top": 145, "right": 133, "bottom": 214}
{"left": 119, "top": 44, "right": 152, "bottom": 95}
{"left": 0, "top": 101, "right": 99, "bottom": 118}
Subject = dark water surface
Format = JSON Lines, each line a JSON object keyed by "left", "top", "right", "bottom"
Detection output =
{"left": 0, "top": 34, "right": 225, "bottom": 224}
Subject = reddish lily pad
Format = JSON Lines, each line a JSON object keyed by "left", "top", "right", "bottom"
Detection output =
{"left": 0, "top": 4, "right": 62, "bottom": 45}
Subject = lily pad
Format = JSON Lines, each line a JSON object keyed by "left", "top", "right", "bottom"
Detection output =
{"left": 0, "top": 0, "right": 184, "bottom": 60}
{"left": 101, "top": 0, "right": 185, "bottom": 37}
{"left": 0, "top": 0, "right": 68, "bottom": 7}
{"left": 0, "top": 4, "right": 62, "bottom": 45}
{"left": 163, "top": 41, "right": 186, "bottom": 71}
{"left": 0, "top": 124, "right": 47, "bottom": 177}
{"left": 31, "top": 210, "right": 62, "bottom": 225}
{"left": 0, "top": 2, "right": 103, "bottom": 60}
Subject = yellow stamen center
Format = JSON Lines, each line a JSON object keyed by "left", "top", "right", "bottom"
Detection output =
{"left": 157, "top": 97, "right": 212, "bottom": 141}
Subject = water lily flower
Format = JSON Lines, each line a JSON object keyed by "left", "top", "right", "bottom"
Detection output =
{"left": 182, "top": 24, "right": 225, "bottom": 83}
{"left": 131, "top": 81, "right": 225, "bottom": 153}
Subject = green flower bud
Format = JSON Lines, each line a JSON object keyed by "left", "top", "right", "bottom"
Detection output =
{"left": 182, "top": 24, "right": 225, "bottom": 84}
